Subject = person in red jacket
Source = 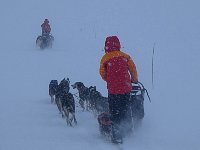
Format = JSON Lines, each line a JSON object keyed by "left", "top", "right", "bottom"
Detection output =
{"left": 99, "top": 36, "right": 138, "bottom": 143}
{"left": 41, "top": 19, "right": 51, "bottom": 35}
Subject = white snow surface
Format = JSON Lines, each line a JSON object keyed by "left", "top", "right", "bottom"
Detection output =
{"left": 0, "top": 0, "right": 200, "bottom": 150}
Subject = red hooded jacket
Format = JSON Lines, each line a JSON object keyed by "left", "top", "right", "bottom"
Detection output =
{"left": 41, "top": 19, "right": 51, "bottom": 33}
{"left": 99, "top": 36, "right": 138, "bottom": 94}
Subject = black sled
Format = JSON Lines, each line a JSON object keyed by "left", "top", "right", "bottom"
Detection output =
{"left": 36, "top": 34, "right": 54, "bottom": 49}
{"left": 130, "top": 82, "right": 151, "bottom": 128}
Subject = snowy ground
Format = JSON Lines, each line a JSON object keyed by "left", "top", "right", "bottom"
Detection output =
{"left": 0, "top": 0, "right": 200, "bottom": 150}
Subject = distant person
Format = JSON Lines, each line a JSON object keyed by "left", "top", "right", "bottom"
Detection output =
{"left": 99, "top": 36, "right": 138, "bottom": 143}
{"left": 41, "top": 19, "right": 51, "bottom": 36}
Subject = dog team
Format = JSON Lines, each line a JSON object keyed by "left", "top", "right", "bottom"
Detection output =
{"left": 49, "top": 78, "right": 109, "bottom": 127}
{"left": 47, "top": 35, "right": 151, "bottom": 144}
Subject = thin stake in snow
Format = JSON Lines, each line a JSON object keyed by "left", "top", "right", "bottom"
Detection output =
{"left": 152, "top": 43, "right": 155, "bottom": 89}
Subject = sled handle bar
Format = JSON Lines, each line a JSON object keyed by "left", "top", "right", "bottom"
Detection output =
{"left": 133, "top": 81, "right": 151, "bottom": 103}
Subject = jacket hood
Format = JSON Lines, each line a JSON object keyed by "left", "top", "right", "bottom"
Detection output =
{"left": 104, "top": 36, "right": 121, "bottom": 53}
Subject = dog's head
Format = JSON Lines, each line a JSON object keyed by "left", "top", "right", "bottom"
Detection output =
{"left": 71, "top": 82, "right": 85, "bottom": 90}
{"left": 89, "top": 86, "right": 102, "bottom": 98}
{"left": 89, "top": 86, "right": 96, "bottom": 91}
{"left": 88, "top": 86, "right": 96, "bottom": 95}
{"left": 59, "top": 78, "right": 70, "bottom": 93}
{"left": 49, "top": 80, "right": 58, "bottom": 86}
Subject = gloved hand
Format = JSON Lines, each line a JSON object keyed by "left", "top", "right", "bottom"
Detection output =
{"left": 131, "top": 79, "right": 138, "bottom": 84}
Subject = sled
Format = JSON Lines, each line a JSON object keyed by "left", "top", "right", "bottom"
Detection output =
{"left": 36, "top": 34, "right": 54, "bottom": 49}
{"left": 130, "top": 82, "right": 151, "bottom": 128}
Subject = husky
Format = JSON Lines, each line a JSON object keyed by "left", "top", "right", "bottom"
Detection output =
{"left": 49, "top": 80, "right": 58, "bottom": 104}
{"left": 71, "top": 82, "right": 90, "bottom": 111}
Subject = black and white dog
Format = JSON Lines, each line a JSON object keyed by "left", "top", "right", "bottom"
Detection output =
{"left": 55, "top": 78, "right": 77, "bottom": 126}
{"left": 71, "top": 82, "right": 90, "bottom": 111}
{"left": 55, "top": 78, "right": 69, "bottom": 114}
{"left": 88, "top": 86, "right": 109, "bottom": 115}
{"left": 49, "top": 80, "right": 58, "bottom": 104}
{"left": 60, "top": 91, "right": 77, "bottom": 126}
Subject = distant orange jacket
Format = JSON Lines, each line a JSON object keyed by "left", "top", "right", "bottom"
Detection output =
{"left": 99, "top": 50, "right": 138, "bottom": 94}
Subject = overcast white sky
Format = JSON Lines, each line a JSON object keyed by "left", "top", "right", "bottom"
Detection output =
{"left": 0, "top": 0, "right": 200, "bottom": 150}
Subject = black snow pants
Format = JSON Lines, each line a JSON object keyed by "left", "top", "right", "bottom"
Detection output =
{"left": 108, "top": 93, "right": 132, "bottom": 138}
